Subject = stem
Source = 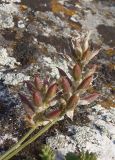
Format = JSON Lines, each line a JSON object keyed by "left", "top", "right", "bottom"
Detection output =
{"left": 0, "top": 122, "right": 41, "bottom": 160}
{"left": 4, "top": 118, "right": 58, "bottom": 160}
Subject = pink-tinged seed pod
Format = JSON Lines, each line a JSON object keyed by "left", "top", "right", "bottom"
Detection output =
{"left": 67, "top": 94, "right": 79, "bottom": 110}
{"left": 57, "top": 67, "right": 72, "bottom": 85}
{"left": 34, "top": 75, "right": 43, "bottom": 90}
{"left": 82, "top": 50, "right": 91, "bottom": 63}
{"left": 80, "top": 92, "right": 100, "bottom": 105}
{"left": 73, "top": 64, "right": 81, "bottom": 81}
{"left": 61, "top": 77, "right": 71, "bottom": 94}
{"left": 45, "top": 83, "right": 58, "bottom": 102}
{"left": 33, "top": 91, "right": 42, "bottom": 107}
{"left": 19, "top": 93, "right": 35, "bottom": 114}
{"left": 83, "top": 32, "right": 91, "bottom": 52}
{"left": 77, "top": 75, "right": 93, "bottom": 90}
{"left": 46, "top": 109, "right": 61, "bottom": 119}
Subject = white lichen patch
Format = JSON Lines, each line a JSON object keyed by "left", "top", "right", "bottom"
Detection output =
{"left": 41, "top": 56, "right": 70, "bottom": 79}
{"left": 1, "top": 0, "right": 21, "bottom": 2}
{"left": 0, "top": 134, "right": 18, "bottom": 146}
{"left": 0, "top": 72, "right": 30, "bottom": 85}
{"left": 47, "top": 134, "right": 76, "bottom": 155}
{"left": 0, "top": 47, "right": 30, "bottom": 85}
{"left": 0, "top": 47, "right": 20, "bottom": 68}
{"left": 0, "top": 2, "right": 20, "bottom": 29}
{"left": 18, "top": 20, "right": 25, "bottom": 28}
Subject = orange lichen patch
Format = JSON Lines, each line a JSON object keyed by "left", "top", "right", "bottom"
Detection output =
{"left": 68, "top": 21, "right": 82, "bottom": 30}
{"left": 51, "top": 0, "right": 76, "bottom": 16}
{"left": 20, "top": 5, "right": 28, "bottom": 12}
{"left": 99, "top": 96, "right": 115, "bottom": 109}
{"left": 108, "top": 63, "right": 115, "bottom": 70}
{"left": 106, "top": 48, "right": 115, "bottom": 56}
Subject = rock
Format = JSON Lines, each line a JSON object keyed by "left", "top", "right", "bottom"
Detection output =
{"left": 47, "top": 105, "right": 115, "bottom": 160}
{"left": 0, "top": 47, "right": 20, "bottom": 68}
{"left": 0, "top": 2, "right": 19, "bottom": 29}
{"left": 47, "top": 134, "right": 76, "bottom": 156}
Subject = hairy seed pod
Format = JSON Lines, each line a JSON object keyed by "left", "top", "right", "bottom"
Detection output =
{"left": 73, "top": 64, "right": 81, "bottom": 81}
{"left": 83, "top": 31, "right": 91, "bottom": 52}
{"left": 57, "top": 67, "right": 72, "bottom": 85}
{"left": 77, "top": 75, "right": 93, "bottom": 90}
{"left": 33, "top": 91, "right": 42, "bottom": 107}
{"left": 45, "top": 83, "right": 58, "bottom": 102}
{"left": 67, "top": 94, "right": 79, "bottom": 110}
{"left": 79, "top": 92, "right": 100, "bottom": 105}
{"left": 82, "top": 50, "right": 91, "bottom": 63}
{"left": 19, "top": 93, "right": 35, "bottom": 112}
{"left": 61, "top": 77, "right": 71, "bottom": 94}
{"left": 34, "top": 75, "right": 43, "bottom": 90}
{"left": 46, "top": 109, "right": 61, "bottom": 119}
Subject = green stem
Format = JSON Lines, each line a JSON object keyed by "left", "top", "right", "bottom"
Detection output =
{"left": 0, "top": 122, "right": 41, "bottom": 160}
{"left": 4, "top": 118, "right": 58, "bottom": 160}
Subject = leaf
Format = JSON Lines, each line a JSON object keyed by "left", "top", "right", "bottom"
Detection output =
{"left": 88, "top": 49, "right": 100, "bottom": 62}
{"left": 66, "top": 110, "right": 74, "bottom": 120}
{"left": 40, "top": 145, "right": 55, "bottom": 160}
{"left": 33, "top": 91, "right": 42, "bottom": 107}
{"left": 82, "top": 49, "right": 100, "bottom": 66}
{"left": 34, "top": 75, "right": 43, "bottom": 90}
{"left": 84, "top": 64, "right": 97, "bottom": 79}
{"left": 66, "top": 152, "right": 79, "bottom": 160}
{"left": 45, "top": 83, "right": 58, "bottom": 102}
{"left": 73, "top": 64, "right": 81, "bottom": 81}
{"left": 79, "top": 93, "right": 100, "bottom": 105}
{"left": 77, "top": 75, "right": 93, "bottom": 90}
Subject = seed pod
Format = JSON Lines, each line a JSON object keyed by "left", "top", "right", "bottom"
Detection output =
{"left": 77, "top": 75, "right": 93, "bottom": 90}
{"left": 73, "top": 64, "right": 81, "bottom": 81}
{"left": 82, "top": 31, "right": 91, "bottom": 52}
{"left": 19, "top": 93, "right": 35, "bottom": 112}
{"left": 67, "top": 94, "right": 79, "bottom": 110}
{"left": 82, "top": 50, "right": 91, "bottom": 64}
{"left": 79, "top": 92, "right": 100, "bottom": 105}
{"left": 57, "top": 67, "right": 72, "bottom": 85}
{"left": 61, "top": 77, "right": 71, "bottom": 94}
{"left": 34, "top": 75, "right": 43, "bottom": 90}
{"left": 33, "top": 91, "right": 42, "bottom": 107}
{"left": 75, "top": 39, "right": 83, "bottom": 54}
{"left": 45, "top": 83, "right": 58, "bottom": 102}
{"left": 46, "top": 109, "right": 61, "bottom": 119}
